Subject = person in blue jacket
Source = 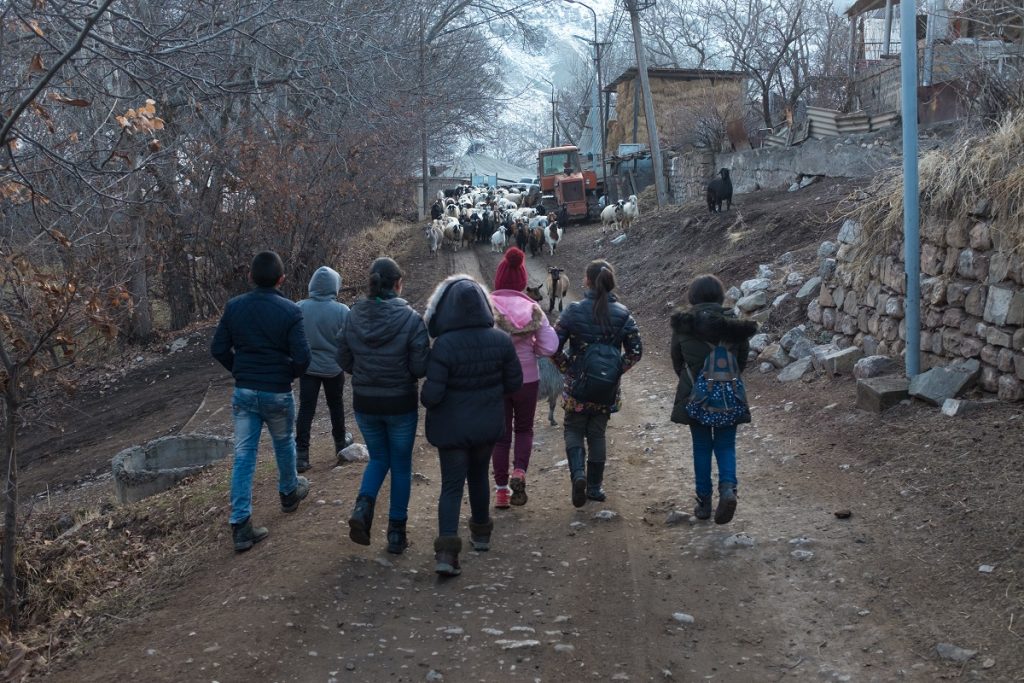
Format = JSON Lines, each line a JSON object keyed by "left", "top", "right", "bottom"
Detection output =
{"left": 211, "top": 251, "right": 312, "bottom": 552}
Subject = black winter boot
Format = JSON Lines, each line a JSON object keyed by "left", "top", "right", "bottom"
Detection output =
{"left": 386, "top": 518, "right": 408, "bottom": 555}
{"left": 566, "top": 447, "right": 587, "bottom": 508}
{"left": 434, "top": 536, "right": 462, "bottom": 576}
{"left": 586, "top": 461, "right": 606, "bottom": 501}
{"left": 693, "top": 493, "right": 712, "bottom": 520}
{"left": 231, "top": 517, "right": 269, "bottom": 553}
{"left": 469, "top": 518, "right": 494, "bottom": 552}
{"left": 348, "top": 494, "right": 375, "bottom": 545}
{"left": 296, "top": 448, "right": 310, "bottom": 473}
{"left": 714, "top": 484, "right": 737, "bottom": 525}
{"left": 280, "top": 476, "right": 310, "bottom": 513}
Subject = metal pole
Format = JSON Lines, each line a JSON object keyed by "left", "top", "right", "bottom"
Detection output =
{"left": 900, "top": 0, "right": 921, "bottom": 377}
{"left": 625, "top": 0, "right": 667, "bottom": 206}
{"left": 419, "top": 12, "right": 429, "bottom": 221}
{"left": 550, "top": 85, "right": 557, "bottom": 147}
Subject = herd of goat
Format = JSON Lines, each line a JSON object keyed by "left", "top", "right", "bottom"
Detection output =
{"left": 421, "top": 166, "right": 733, "bottom": 264}
{"left": 422, "top": 186, "right": 647, "bottom": 261}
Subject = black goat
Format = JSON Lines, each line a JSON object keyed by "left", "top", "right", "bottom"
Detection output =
{"left": 706, "top": 168, "right": 733, "bottom": 213}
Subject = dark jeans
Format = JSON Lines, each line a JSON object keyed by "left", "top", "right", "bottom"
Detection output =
{"left": 563, "top": 411, "right": 610, "bottom": 463}
{"left": 437, "top": 444, "right": 493, "bottom": 537}
{"left": 296, "top": 373, "right": 346, "bottom": 451}
{"left": 491, "top": 381, "right": 539, "bottom": 486}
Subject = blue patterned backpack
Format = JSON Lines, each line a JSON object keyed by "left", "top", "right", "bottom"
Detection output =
{"left": 685, "top": 342, "right": 750, "bottom": 427}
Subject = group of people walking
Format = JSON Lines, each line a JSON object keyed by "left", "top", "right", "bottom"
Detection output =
{"left": 211, "top": 244, "right": 755, "bottom": 576}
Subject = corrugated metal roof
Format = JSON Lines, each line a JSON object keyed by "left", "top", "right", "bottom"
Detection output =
{"left": 420, "top": 153, "right": 535, "bottom": 183}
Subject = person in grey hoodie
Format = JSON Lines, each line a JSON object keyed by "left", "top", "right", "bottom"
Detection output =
{"left": 338, "top": 258, "right": 430, "bottom": 554}
{"left": 295, "top": 266, "right": 352, "bottom": 472}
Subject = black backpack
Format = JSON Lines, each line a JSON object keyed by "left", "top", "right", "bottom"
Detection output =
{"left": 570, "top": 335, "right": 624, "bottom": 405}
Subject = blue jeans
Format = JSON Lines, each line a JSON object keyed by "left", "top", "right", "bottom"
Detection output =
{"left": 355, "top": 411, "right": 418, "bottom": 522}
{"left": 689, "top": 424, "right": 738, "bottom": 496}
{"left": 230, "top": 388, "right": 300, "bottom": 524}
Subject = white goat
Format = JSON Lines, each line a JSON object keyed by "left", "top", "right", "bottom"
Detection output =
{"left": 490, "top": 225, "right": 508, "bottom": 252}
{"left": 600, "top": 202, "right": 623, "bottom": 234}
{"left": 620, "top": 195, "right": 639, "bottom": 231}
{"left": 544, "top": 223, "right": 563, "bottom": 255}
{"left": 425, "top": 222, "right": 443, "bottom": 258}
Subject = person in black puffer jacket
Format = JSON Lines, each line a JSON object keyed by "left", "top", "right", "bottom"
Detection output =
{"left": 421, "top": 274, "right": 522, "bottom": 577}
{"left": 670, "top": 274, "right": 757, "bottom": 525}
{"left": 554, "top": 260, "right": 643, "bottom": 508}
{"left": 337, "top": 258, "right": 430, "bottom": 554}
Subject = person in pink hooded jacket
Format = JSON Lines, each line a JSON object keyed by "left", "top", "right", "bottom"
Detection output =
{"left": 490, "top": 247, "right": 559, "bottom": 508}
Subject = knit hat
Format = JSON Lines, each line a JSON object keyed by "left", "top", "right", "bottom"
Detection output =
{"left": 494, "top": 247, "right": 527, "bottom": 292}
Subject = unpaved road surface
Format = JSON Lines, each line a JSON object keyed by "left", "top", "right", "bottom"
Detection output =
{"left": 41, "top": 223, "right": 1018, "bottom": 682}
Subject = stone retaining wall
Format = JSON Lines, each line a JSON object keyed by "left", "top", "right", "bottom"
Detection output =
{"left": 809, "top": 216, "right": 1024, "bottom": 401}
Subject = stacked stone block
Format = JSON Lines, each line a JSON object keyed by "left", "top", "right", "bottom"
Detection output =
{"left": 811, "top": 217, "right": 1024, "bottom": 401}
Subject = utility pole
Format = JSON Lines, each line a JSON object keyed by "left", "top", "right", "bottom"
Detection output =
{"left": 900, "top": 0, "right": 921, "bottom": 377}
{"left": 624, "top": 0, "right": 667, "bottom": 206}
{"left": 550, "top": 86, "right": 559, "bottom": 147}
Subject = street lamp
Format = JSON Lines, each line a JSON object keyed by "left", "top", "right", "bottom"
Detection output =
{"left": 560, "top": 0, "right": 607, "bottom": 201}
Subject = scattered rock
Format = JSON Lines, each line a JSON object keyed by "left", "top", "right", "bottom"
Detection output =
{"left": 757, "top": 264, "right": 775, "bottom": 279}
{"left": 788, "top": 182, "right": 801, "bottom": 192}
{"left": 759, "top": 362, "right": 774, "bottom": 374}
{"left": 908, "top": 359, "right": 982, "bottom": 406}
{"left": 778, "top": 251, "right": 796, "bottom": 264}
{"left": 426, "top": 670, "right": 444, "bottom": 682}
{"left": 935, "top": 643, "right": 977, "bottom": 663}
{"left": 495, "top": 639, "right": 541, "bottom": 650}
{"left": 168, "top": 338, "right": 188, "bottom": 353}
{"left": 818, "top": 241, "right": 838, "bottom": 258}
{"left": 788, "top": 536, "right": 814, "bottom": 546}
{"left": 593, "top": 510, "right": 618, "bottom": 520}
{"left": 338, "top": 443, "right": 370, "bottom": 463}
{"left": 796, "top": 276, "right": 822, "bottom": 300}
{"left": 671, "top": 612, "right": 695, "bottom": 624}
{"left": 853, "top": 355, "right": 899, "bottom": 380}
{"left": 778, "top": 358, "right": 813, "bottom": 382}
{"left": 758, "top": 343, "right": 791, "bottom": 369}
{"left": 610, "top": 234, "right": 627, "bottom": 245}
{"left": 785, "top": 271, "right": 806, "bottom": 287}
{"left": 740, "top": 278, "right": 772, "bottom": 295}
{"left": 822, "top": 347, "right": 864, "bottom": 375}
{"left": 978, "top": 564, "right": 995, "bottom": 573}
{"left": 788, "top": 338, "right": 816, "bottom": 360}
{"left": 749, "top": 333, "right": 772, "bottom": 353}
{"left": 819, "top": 258, "right": 838, "bottom": 279}
{"left": 736, "top": 291, "right": 768, "bottom": 312}
{"left": 856, "top": 376, "right": 910, "bottom": 413}
{"left": 723, "top": 533, "right": 755, "bottom": 548}
{"left": 790, "top": 549, "right": 815, "bottom": 561}
{"left": 838, "top": 219, "right": 863, "bottom": 245}
{"left": 780, "top": 326, "right": 808, "bottom": 353}
{"left": 726, "top": 286, "right": 743, "bottom": 302}
{"left": 800, "top": 175, "right": 820, "bottom": 188}
{"left": 834, "top": 509, "right": 852, "bottom": 519}
{"left": 665, "top": 510, "right": 690, "bottom": 526}
{"left": 553, "top": 644, "right": 575, "bottom": 653}
{"left": 982, "top": 657, "right": 996, "bottom": 669}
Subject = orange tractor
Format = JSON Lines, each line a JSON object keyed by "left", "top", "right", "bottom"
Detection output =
{"left": 537, "top": 145, "right": 602, "bottom": 222}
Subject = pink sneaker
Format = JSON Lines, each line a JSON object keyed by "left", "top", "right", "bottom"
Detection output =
{"left": 509, "top": 469, "right": 528, "bottom": 506}
{"left": 494, "top": 487, "right": 511, "bottom": 509}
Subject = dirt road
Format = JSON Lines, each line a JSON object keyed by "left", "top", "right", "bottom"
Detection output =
{"left": 41, "top": 223, "right": 1018, "bottom": 682}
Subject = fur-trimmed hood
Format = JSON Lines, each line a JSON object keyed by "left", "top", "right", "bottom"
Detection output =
{"left": 670, "top": 302, "right": 757, "bottom": 343}
{"left": 491, "top": 289, "right": 544, "bottom": 335}
{"left": 424, "top": 274, "right": 494, "bottom": 338}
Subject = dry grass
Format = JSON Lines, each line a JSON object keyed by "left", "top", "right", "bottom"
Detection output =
{"left": 843, "top": 110, "right": 1024, "bottom": 270}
